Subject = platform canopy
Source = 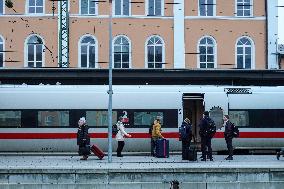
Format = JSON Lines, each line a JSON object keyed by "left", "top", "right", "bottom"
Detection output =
{"left": 0, "top": 68, "right": 284, "bottom": 86}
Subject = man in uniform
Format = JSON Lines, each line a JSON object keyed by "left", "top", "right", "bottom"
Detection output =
{"left": 199, "top": 111, "right": 214, "bottom": 161}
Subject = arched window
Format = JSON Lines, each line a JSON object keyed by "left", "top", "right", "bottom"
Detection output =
{"left": 198, "top": 36, "right": 216, "bottom": 68}
{"left": 113, "top": 36, "right": 130, "bottom": 68}
{"left": 79, "top": 35, "right": 97, "bottom": 68}
{"left": 26, "top": 35, "right": 44, "bottom": 67}
{"left": 236, "top": 36, "right": 254, "bottom": 69}
{"left": 146, "top": 35, "right": 164, "bottom": 68}
{"left": 0, "top": 36, "right": 3, "bottom": 67}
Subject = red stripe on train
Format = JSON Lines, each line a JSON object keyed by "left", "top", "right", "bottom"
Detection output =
{"left": 0, "top": 132, "right": 284, "bottom": 139}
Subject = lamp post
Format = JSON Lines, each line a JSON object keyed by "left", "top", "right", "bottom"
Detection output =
{"left": 107, "top": 0, "right": 113, "bottom": 163}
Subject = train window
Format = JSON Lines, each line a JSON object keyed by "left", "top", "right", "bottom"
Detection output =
{"left": 0, "top": 111, "right": 21, "bottom": 127}
{"left": 38, "top": 111, "right": 69, "bottom": 127}
{"left": 134, "top": 112, "right": 163, "bottom": 126}
{"left": 86, "top": 111, "right": 117, "bottom": 127}
{"left": 229, "top": 111, "right": 249, "bottom": 127}
{"left": 69, "top": 110, "right": 86, "bottom": 128}
{"left": 249, "top": 109, "right": 284, "bottom": 128}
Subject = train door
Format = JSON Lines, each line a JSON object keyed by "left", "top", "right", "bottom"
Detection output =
{"left": 182, "top": 93, "right": 204, "bottom": 142}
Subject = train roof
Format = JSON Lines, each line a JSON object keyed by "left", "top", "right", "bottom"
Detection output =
{"left": 0, "top": 68, "right": 284, "bottom": 86}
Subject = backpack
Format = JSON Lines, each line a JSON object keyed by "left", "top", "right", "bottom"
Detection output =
{"left": 112, "top": 124, "right": 118, "bottom": 135}
{"left": 207, "top": 119, "right": 216, "bottom": 138}
{"left": 232, "top": 123, "right": 240, "bottom": 138}
{"left": 179, "top": 122, "right": 192, "bottom": 140}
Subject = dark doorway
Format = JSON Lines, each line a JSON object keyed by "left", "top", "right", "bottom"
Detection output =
{"left": 183, "top": 94, "right": 204, "bottom": 142}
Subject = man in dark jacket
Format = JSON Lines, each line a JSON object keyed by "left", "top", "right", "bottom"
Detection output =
{"left": 199, "top": 111, "right": 214, "bottom": 161}
{"left": 223, "top": 115, "right": 234, "bottom": 160}
{"left": 180, "top": 118, "right": 192, "bottom": 160}
{"left": 77, "top": 117, "right": 90, "bottom": 160}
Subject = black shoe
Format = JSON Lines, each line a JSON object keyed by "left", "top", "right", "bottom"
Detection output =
{"left": 200, "top": 158, "right": 206, "bottom": 161}
{"left": 225, "top": 156, "right": 233, "bottom": 160}
{"left": 117, "top": 155, "right": 123, "bottom": 157}
{"left": 209, "top": 158, "right": 213, "bottom": 161}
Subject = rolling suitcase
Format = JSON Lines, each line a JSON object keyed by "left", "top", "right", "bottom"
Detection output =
{"left": 188, "top": 147, "right": 197, "bottom": 161}
{"left": 91, "top": 144, "right": 105, "bottom": 160}
{"left": 155, "top": 138, "right": 169, "bottom": 158}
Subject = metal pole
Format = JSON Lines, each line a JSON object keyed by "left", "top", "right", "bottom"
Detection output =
{"left": 108, "top": 0, "right": 113, "bottom": 163}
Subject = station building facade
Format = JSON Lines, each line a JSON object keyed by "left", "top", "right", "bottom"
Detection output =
{"left": 0, "top": 0, "right": 279, "bottom": 69}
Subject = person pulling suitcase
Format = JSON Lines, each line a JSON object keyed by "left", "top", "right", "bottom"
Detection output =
{"left": 77, "top": 117, "right": 91, "bottom": 160}
{"left": 152, "top": 119, "right": 169, "bottom": 158}
{"left": 152, "top": 119, "right": 164, "bottom": 156}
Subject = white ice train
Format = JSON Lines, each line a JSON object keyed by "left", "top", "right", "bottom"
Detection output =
{"left": 0, "top": 84, "right": 284, "bottom": 152}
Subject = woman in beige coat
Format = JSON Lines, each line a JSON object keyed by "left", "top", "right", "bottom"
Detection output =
{"left": 116, "top": 116, "right": 132, "bottom": 157}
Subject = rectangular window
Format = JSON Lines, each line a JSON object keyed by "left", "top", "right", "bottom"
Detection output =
{"left": 200, "top": 55, "right": 206, "bottom": 62}
{"left": 148, "top": 46, "right": 154, "bottom": 62}
{"left": 0, "top": 111, "right": 21, "bottom": 127}
{"left": 134, "top": 111, "right": 163, "bottom": 127}
{"left": 0, "top": 0, "right": 3, "bottom": 14}
{"left": 207, "top": 55, "right": 214, "bottom": 62}
{"left": 81, "top": 0, "right": 96, "bottom": 15}
{"left": 248, "top": 110, "right": 284, "bottom": 128}
{"left": 199, "top": 0, "right": 214, "bottom": 16}
{"left": 207, "top": 63, "right": 214, "bottom": 68}
{"left": 237, "top": 55, "right": 243, "bottom": 68}
{"left": 229, "top": 111, "right": 249, "bottom": 127}
{"left": 148, "top": 0, "right": 161, "bottom": 16}
{"left": 122, "top": 62, "right": 129, "bottom": 68}
{"left": 200, "top": 63, "right": 206, "bottom": 68}
{"left": 38, "top": 111, "right": 69, "bottom": 127}
{"left": 86, "top": 111, "right": 117, "bottom": 127}
{"left": 81, "top": 45, "right": 87, "bottom": 67}
{"left": 89, "top": 45, "right": 96, "bottom": 68}
{"left": 236, "top": 0, "right": 252, "bottom": 17}
{"left": 36, "top": 45, "right": 42, "bottom": 61}
{"left": 245, "top": 55, "right": 251, "bottom": 69}
{"left": 155, "top": 46, "right": 162, "bottom": 62}
{"left": 115, "top": 0, "right": 129, "bottom": 16}
{"left": 28, "top": 0, "right": 44, "bottom": 14}
{"left": 122, "top": 54, "right": 129, "bottom": 63}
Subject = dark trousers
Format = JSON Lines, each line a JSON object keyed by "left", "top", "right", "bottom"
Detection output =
{"left": 152, "top": 138, "right": 161, "bottom": 156}
{"left": 151, "top": 138, "right": 155, "bottom": 156}
{"left": 225, "top": 138, "right": 233, "bottom": 157}
{"left": 201, "top": 137, "right": 212, "bottom": 159}
{"left": 117, "top": 141, "right": 125, "bottom": 156}
{"left": 182, "top": 140, "right": 191, "bottom": 160}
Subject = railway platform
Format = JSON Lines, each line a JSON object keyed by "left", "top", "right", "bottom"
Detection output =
{"left": 0, "top": 154, "right": 284, "bottom": 189}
